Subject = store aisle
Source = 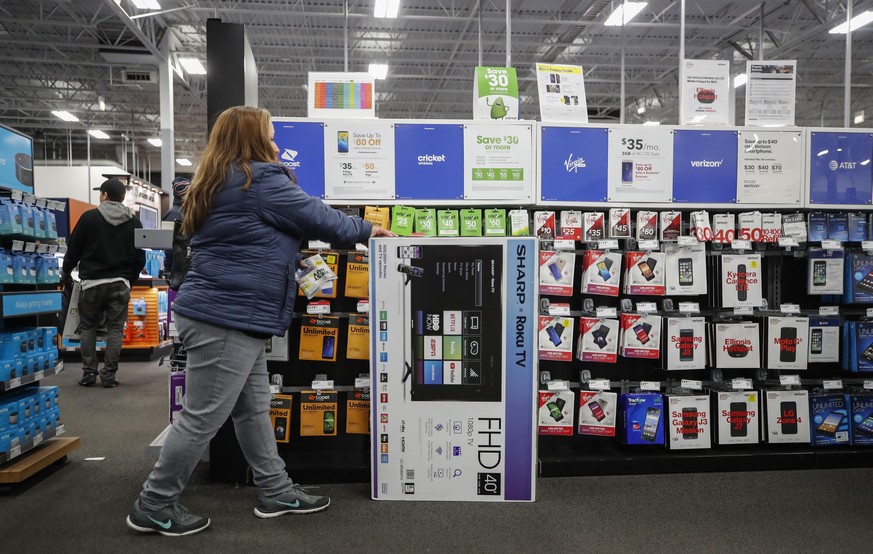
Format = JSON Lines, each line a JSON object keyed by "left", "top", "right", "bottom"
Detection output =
{"left": 2, "top": 358, "right": 872, "bottom": 553}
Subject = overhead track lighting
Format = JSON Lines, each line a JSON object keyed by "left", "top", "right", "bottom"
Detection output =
{"left": 604, "top": 2, "right": 647, "bottom": 26}
{"left": 368, "top": 63, "right": 389, "bottom": 80}
{"left": 374, "top": 0, "right": 400, "bottom": 18}
{"left": 52, "top": 110, "right": 79, "bottom": 122}
{"left": 176, "top": 158, "right": 193, "bottom": 166}
{"left": 88, "top": 130, "right": 110, "bottom": 139}
{"left": 131, "top": 0, "right": 161, "bottom": 10}
{"left": 829, "top": 10, "right": 873, "bottom": 34}
{"left": 147, "top": 138, "right": 162, "bottom": 147}
{"left": 179, "top": 58, "right": 207, "bottom": 75}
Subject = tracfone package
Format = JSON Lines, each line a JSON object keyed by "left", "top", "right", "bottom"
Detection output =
{"left": 538, "top": 390, "right": 575, "bottom": 436}
{"left": 809, "top": 391, "right": 851, "bottom": 446}
{"left": 714, "top": 391, "right": 760, "bottom": 445}
{"left": 764, "top": 390, "right": 810, "bottom": 444}
{"left": 576, "top": 317, "right": 619, "bottom": 363}
{"left": 577, "top": 390, "right": 618, "bottom": 437}
{"left": 666, "top": 395, "right": 711, "bottom": 450}
{"left": 665, "top": 317, "right": 706, "bottom": 370}
{"left": 580, "top": 250, "right": 621, "bottom": 297}
{"left": 766, "top": 317, "right": 809, "bottom": 370}
{"left": 621, "top": 392, "right": 665, "bottom": 445}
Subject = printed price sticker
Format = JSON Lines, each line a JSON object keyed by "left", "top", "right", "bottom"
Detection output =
{"left": 867, "top": 308, "right": 873, "bottom": 318}
{"left": 23, "top": 193, "right": 35, "bottom": 204}
{"left": 354, "top": 377, "right": 371, "bottom": 389}
{"left": 681, "top": 379, "right": 703, "bottom": 390}
{"left": 33, "top": 432, "right": 43, "bottom": 447}
{"left": 9, "top": 445, "right": 21, "bottom": 458}
{"left": 822, "top": 379, "right": 843, "bottom": 390}
{"left": 34, "top": 371, "right": 44, "bottom": 381}
{"left": 311, "top": 380, "right": 334, "bottom": 389}
{"left": 733, "top": 306, "right": 754, "bottom": 315}
{"left": 548, "top": 303, "right": 571, "bottom": 316}
{"left": 863, "top": 241, "right": 873, "bottom": 252}
{"left": 11, "top": 240, "right": 24, "bottom": 252}
{"left": 57, "top": 424, "right": 65, "bottom": 435}
{"left": 863, "top": 380, "right": 873, "bottom": 390}
{"left": 306, "top": 302, "right": 331, "bottom": 315}
{"left": 780, "top": 304, "right": 801, "bottom": 314}
{"left": 636, "top": 302, "right": 657, "bottom": 313}
{"left": 357, "top": 300, "right": 370, "bottom": 313}
{"left": 48, "top": 245, "right": 59, "bottom": 254}
{"left": 588, "top": 379, "right": 611, "bottom": 390}
{"left": 640, "top": 381, "right": 661, "bottom": 391}
{"left": 597, "top": 239, "right": 619, "bottom": 250}
{"left": 596, "top": 307, "right": 617, "bottom": 318}
{"left": 36, "top": 244, "right": 48, "bottom": 254}
{"left": 36, "top": 198, "right": 47, "bottom": 208}
{"left": 54, "top": 201, "right": 67, "bottom": 212}
{"left": 821, "top": 240, "right": 842, "bottom": 250}
{"left": 778, "top": 237, "right": 799, "bottom": 248}
{"left": 308, "top": 240, "right": 331, "bottom": 250}
{"left": 8, "top": 377, "right": 21, "bottom": 389}
{"left": 732, "top": 378, "right": 753, "bottom": 390}
{"left": 547, "top": 380, "right": 570, "bottom": 391}
{"left": 270, "top": 384, "right": 281, "bottom": 395}
{"left": 554, "top": 239, "right": 576, "bottom": 251}
{"left": 638, "top": 239, "right": 659, "bottom": 250}
{"left": 678, "top": 302, "right": 700, "bottom": 314}
{"left": 678, "top": 236, "right": 698, "bottom": 247}
{"left": 780, "top": 375, "right": 801, "bottom": 386}
{"left": 731, "top": 239, "right": 752, "bottom": 251}
{"left": 11, "top": 190, "right": 23, "bottom": 201}
{"left": 819, "top": 306, "right": 839, "bottom": 316}
{"left": 24, "top": 242, "right": 37, "bottom": 253}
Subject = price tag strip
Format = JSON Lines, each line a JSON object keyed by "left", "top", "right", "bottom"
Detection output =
{"left": 680, "top": 379, "right": 703, "bottom": 390}
{"left": 679, "top": 302, "right": 700, "bottom": 314}
{"left": 354, "top": 377, "right": 371, "bottom": 389}
{"left": 780, "top": 375, "right": 801, "bottom": 386}
{"left": 596, "top": 307, "right": 617, "bottom": 318}
{"left": 640, "top": 381, "right": 661, "bottom": 391}
{"left": 547, "top": 380, "right": 570, "bottom": 391}
{"left": 822, "top": 379, "right": 842, "bottom": 390}
{"left": 588, "top": 379, "right": 611, "bottom": 390}
{"left": 732, "top": 378, "right": 753, "bottom": 390}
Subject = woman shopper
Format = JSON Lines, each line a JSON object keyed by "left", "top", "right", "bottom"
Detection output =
{"left": 127, "top": 106, "right": 395, "bottom": 536}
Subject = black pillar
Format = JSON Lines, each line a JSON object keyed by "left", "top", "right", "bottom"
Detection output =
{"left": 206, "top": 18, "right": 259, "bottom": 133}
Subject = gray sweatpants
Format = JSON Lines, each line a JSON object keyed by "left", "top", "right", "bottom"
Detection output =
{"left": 139, "top": 314, "right": 292, "bottom": 509}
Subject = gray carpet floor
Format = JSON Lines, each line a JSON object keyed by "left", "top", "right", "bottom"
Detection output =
{"left": 1, "top": 358, "right": 872, "bottom": 553}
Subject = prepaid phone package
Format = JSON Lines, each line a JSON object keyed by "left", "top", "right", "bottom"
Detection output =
{"left": 666, "top": 395, "right": 711, "bottom": 450}
{"left": 580, "top": 250, "right": 622, "bottom": 297}
{"left": 809, "top": 391, "right": 851, "bottom": 446}
{"left": 844, "top": 253, "right": 873, "bottom": 304}
{"left": 346, "top": 389, "right": 370, "bottom": 435}
{"left": 764, "top": 389, "right": 810, "bottom": 444}
{"left": 620, "top": 392, "right": 665, "bottom": 445}
{"left": 300, "top": 390, "right": 338, "bottom": 437}
{"left": 538, "top": 316, "right": 574, "bottom": 362}
{"left": 714, "top": 390, "right": 760, "bottom": 445}
{"left": 721, "top": 255, "right": 762, "bottom": 308}
{"left": 577, "top": 390, "right": 618, "bottom": 437}
{"left": 807, "top": 248, "right": 844, "bottom": 295}
{"left": 664, "top": 243, "right": 707, "bottom": 296}
{"left": 665, "top": 317, "right": 706, "bottom": 370}
{"left": 539, "top": 250, "right": 575, "bottom": 297}
{"left": 538, "top": 390, "right": 575, "bottom": 436}
{"left": 270, "top": 395, "right": 293, "bottom": 443}
{"left": 713, "top": 322, "right": 760, "bottom": 369}
{"left": 619, "top": 313, "right": 661, "bottom": 360}
{"left": 623, "top": 251, "right": 665, "bottom": 296}
{"left": 766, "top": 317, "right": 809, "bottom": 370}
{"left": 298, "top": 316, "right": 340, "bottom": 362}
{"left": 849, "top": 392, "right": 873, "bottom": 445}
{"left": 808, "top": 316, "right": 840, "bottom": 363}
{"left": 576, "top": 317, "right": 619, "bottom": 363}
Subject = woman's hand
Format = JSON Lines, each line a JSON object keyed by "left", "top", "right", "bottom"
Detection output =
{"left": 371, "top": 226, "right": 398, "bottom": 237}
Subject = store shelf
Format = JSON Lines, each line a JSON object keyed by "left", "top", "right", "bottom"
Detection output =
{"left": 0, "top": 435, "right": 80, "bottom": 485}
{"left": 0, "top": 424, "right": 70, "bottom": 466}
{"left": 0, "top": 360, "right": 64, "bottom": 392}
{"left": 0, "top": 290, "right": 62, "bottom": 318}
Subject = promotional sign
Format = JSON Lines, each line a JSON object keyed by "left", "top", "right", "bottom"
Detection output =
{"left": 307, "top": 72, "right": 375, "bottom": 119}
{"left": 673, "top": 130, "right": 738, "bottom": 203}
{"left": 323, "top": 120, "right": 395, "bottom": 200}
{"left": 370, "top": 237, "right": 537, "bottom": 502}
{"left": 540, "top": 126, "right": 608, "bottom": 202}
{"left": 473, "top": 67, "right": 519, "bottom": 121}
{"left": 271, "top": 120, "right": 326, "bottom": 198}
{"left": 535, "top": 63, "right": 588, "bottom": 123}
{"left": 394, "top": 123, "right": 465, "bottom": 200}
{"left": 463, "top": 123, "right": 533, "bottom": 202}
{"left": 808, "top": 131, "right": 873, "bottom": 206}
{"left": 0, "top": 125, "right": 34, "bottom": 193}
{"left": 680, "top": 59, "right": 731, "bottom": 125}
{"left": 744, "top": 60, "right": 797, "bottom": 127}
{"left": 737, "top": 130, "right": 803, "bottom": 204}
{"left": 606, "top": 127, "right": 674, "bottom": 202}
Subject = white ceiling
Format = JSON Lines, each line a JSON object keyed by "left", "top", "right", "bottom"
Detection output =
{"left": 1, "top": 0, "right": 872, "bottom": 174}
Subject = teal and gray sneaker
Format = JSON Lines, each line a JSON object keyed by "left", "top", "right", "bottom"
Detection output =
{"left": 126, "top": 500, "right": 210, "bottom": 537}
{"left": 254, "top": 484, "right": 331, "bottom": 518}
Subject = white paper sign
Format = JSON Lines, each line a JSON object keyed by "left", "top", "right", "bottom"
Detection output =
{"left": 607, "top": 127, "right": 674, "bottom": 202}
{"left": 737, "top": 131, "right": 804, "bottom": 204}
{"left": 535, "top": 63, "right": 588, "bottom": 123}
{"left": 463, "top": 123, "right": 533, "bottom": 201}
{"left": 744, "top": 60, "right": 797, "bottom": 127}
{"left": 307, "top": 72, "right": 375, "bottom": 119}
{"left": 681, "top": 59, "right": 731, "bottom": 125}
{"left": 323, "top": 120, "right": 395, "bottom": 200}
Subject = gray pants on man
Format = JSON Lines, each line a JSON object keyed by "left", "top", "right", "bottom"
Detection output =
{"left": 78, "top": 281, "right": 130, "bottom": 381}
{"left": 139, "top": 314, "right": 293, "bottom": 509}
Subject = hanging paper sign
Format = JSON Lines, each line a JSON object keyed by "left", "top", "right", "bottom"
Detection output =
{"left": 680, "top": 59, "right": 730, "bottom": 126}
{"left": 307, "top": 72, "right": 375, "bottom": 119}
{"left": 473, "top": 67, "right": 519, "bottom": 121}
{"left": 744, "top": 60, "right": 797, "bottom": 127}
{"left": 535, "top": 63, "right": 588, "bottom": 123}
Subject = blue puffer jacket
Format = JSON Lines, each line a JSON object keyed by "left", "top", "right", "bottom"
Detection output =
{"left": 172, "top": 161, "right": 372, "bottom": 336}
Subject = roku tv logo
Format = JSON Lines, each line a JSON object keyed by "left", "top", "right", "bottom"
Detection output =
{"left": 690, "top": 159, "right": 724, "bottom": 168}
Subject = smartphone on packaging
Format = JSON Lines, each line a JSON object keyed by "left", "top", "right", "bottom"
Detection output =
{"left": 856, "top": 414, "right": 873, "bottom": 436}
{"left": 588, "top": 401, "right": 606, "bottom": 422}
{"left": 637, "top": 259, "right": 656, "bottom": 281}
{"left": 779, "top": 327, "right": 797, "bottom": 363}
{"left": 681, "top": 408, "right": 699, "bottom": 440}
{"left": 858, "top": 269, "right": 873, "bottom": 294}
{"left": 641, "top": 407, "right": 661, "bottom": 442}
{"left": 679, "top": 329, "right": 695, "bottom": 361}
{"left": 621, "top": 161, "right": 634, "bottom": 183}
{"left": 817, "top": 412, "right": 844, "bottom": 435}
{"left": 810, "top": 328, "right": 823, "bottom": 355}
{"left": 780, "top": 401, "right": 798, "bottom": 434}
{"left": 736, "top": 263, "right": 748, "bottom": 302}
{"left": 337, "top": 131, "right": 349, "bottom": 153}
{"left": 678, "top": 258, "right": 694, "bottom": 287}
{"left": 274, "top": 417, "right": 288, "bottom": 440}
{"left": 633, "top": 323, "right": 650, "bottom": 345}
{"left": 729, "top": 401, "right": 748, "bottom": 437}
{"left": 321, "top": 336, "right": 336, "bottom": 359}
{"left": 812, "top": 260, "right": 827, "bottom": 287}
{"left": 323, "top": 411, "right": 335, "bottom": 434}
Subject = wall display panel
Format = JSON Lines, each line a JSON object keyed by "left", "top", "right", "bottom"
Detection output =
{"left": 324, "top": 120, "right": 396, "bottom": 200}
{"left": 539, "top": 126, "right": 608, "bottom": 202}
{"left": 463, "top": 123, "right": 534, "bottom": 202}
{"left": 271, "top": 119, "right": 326, "bottom": 198}
{"left": 606, "top": 126, "right": 674, "bottom": 203}
{"left": 672, "top": 129, "right": 738, "bottom": 204}
{"left": 808, "top": 130, "right": 873, "bottom": 206}
{"left": 0, "top": 124, "right": 34, "bottom": 193}
{"left": 737, "top": 130, "right": 803, "bottom": 205}
{"left": 394, "top": 123, "right": 465, "bottom": 200}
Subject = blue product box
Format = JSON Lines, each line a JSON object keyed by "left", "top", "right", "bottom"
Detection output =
{"left": 0, "top": 397, "right": 24, "bottom": 431}
{"left": 810, "top": 392, "right": 852, "bottom": 446}
{"left": 845, "top": 253, "right": 873, "bottom": 304}
{"left": 0, "top": 249, "right": 13, "bottom": 284}
{"left": 26, "top": 329, "right": 38, "bottom": 353}
{"left": 827, "top": 213, "right": 849, "bottom": 242}
{"left": 854, "top": 321, "right": 873, "bottom": 372}
{"left": 621, "top": 392, "right": 665, "bottom": 445}
{"left": 18, "top": 203, "right": 34, "bottom": 237}
{"left": 0, "top": 429, "right": 19, "bottom": 454}
{"left": 38, "top": 327, "right": 58, "bottom": 352}
{"left": 45, "top": 349, "right": 58, "bottom": 368}
{"left": 35, "top": 255, "right": 50, "bottom": 283}
{"left": 12, "top": 253, "right": 27, "bottom": 284}
{"left": 0, "top": 331, "right": 28, "bottom": 359}
{"left": 34, "top": 353, "right": 47, "bottom": 372}
{"left": 34, "top": 208, "right": 48, "bottom": 239}
{"left": 0, "top": 360, "right": 14, "bottom": 382}
{"left": 45, "top": 210, "right": 57, "bottom": 240}
{"left": 849, "top": 213, "right": 868, "bottom": 242}
{"left": 808, "top": 213, "right": 828, "bottom": 242}
{"left": 132, "top": 298, "right": 147, "bottom": 316}
{"left": 25, "top": 254, "right": 36, "bottom": 284}
{"left": 0, "top": 199, "right": 23, "bottom": 235}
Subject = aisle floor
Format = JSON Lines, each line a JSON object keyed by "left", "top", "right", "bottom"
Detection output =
{"left": 2, "top": 358, "right": 872, "bottom": 554}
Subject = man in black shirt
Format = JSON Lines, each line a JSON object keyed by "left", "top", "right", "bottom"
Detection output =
{"left": 62, "top": 178, "right": 146, "bottom": 388}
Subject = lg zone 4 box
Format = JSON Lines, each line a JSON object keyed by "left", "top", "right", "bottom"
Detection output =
{"left": 764, "top": 390, "right": 811, "bottom": 444}
{"left": 577, "top": 390, "right": 618, "bottom": 437}
{"left": 666, "top": 395, "right": 711, "bottom": 450}
{"left": 621, "top": 392, "right": 665, "bottom": 445}
{"left": 714, "top": 391, "right": 760, "bottom": 445}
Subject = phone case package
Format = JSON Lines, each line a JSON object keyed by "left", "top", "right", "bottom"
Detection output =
{"left": 623, "top": 251, "right": 665, "bottom": 296}
{"left": 807, "top": 249, "right": 844, "bottom": 295}
{"left": 809, "top": 392, "right": 851, "bottom": 446}
{"left": 582, "top": 212, "right": 606, "bottom": 242}
{"left": 714, "top": 391, "right": 760, "bottom": 445}
{"left": 844, "top": 253, "right": 873, "bottom": 304}
{"left": 764, "top": 390, "right": 811, "bottom": 444}
{"left": 664, "top": 243, "right": 707, "bottom": 296}
{"left": 619, "top": 313, "right": 661, "bottom": 360}
{"left": 620, "top": 392, "right": 665, "bottom": 445}
{"left": 559, "top": 210, "right": 582, "bottom": 241}
{"left": 636, "top": 211, "right": 658, "bottom": 242}
{"left": 580, "top": 250, "right": 621, "bottom": 297}
{"left": 538, "top": 316, "right": 574, "bottom": 362}
{"left": 721, "top": 255, "right": 762, "bottom": 308}
{"left": 538, "top": 390, "right": 575, "bottom": 436}
{"left": 712, "top": 213, "right": 736, "bottom": 244}
{"left": 577, "top": 390, "right": 618, "bottom": 437}
{"left": 659, "top": 211, "right": 681, "bottom": 242}
{"left": 539, "top": 250, "right": 575, "bottom": 297}
{"left": 714, "top": 322, "right": 760, "bottom": 369}
{"left": 666, "top": 395, "right": 712, "bottom": 450}
{"left": 852, "top": 321, "right": 873, "bottom": 372}
{"left": 534, "top": 210, "right": 557, "bottom": 239}
{"left": 609, "top": 208, "right": 632, "bottom": 239}
{"left": 849, "top": 392, "right": 873, "bottom": 445}
{"left": 666, "top": 317, "right": 706, "bottom": 370}
{"left": 808, "top": 316, "right": 840, "bottom": 363}
{"left": 576, "top": 317, "right": 619, "bottom": 363}
{"left": 766, "top": 317, "right": 809, "bottom": 370}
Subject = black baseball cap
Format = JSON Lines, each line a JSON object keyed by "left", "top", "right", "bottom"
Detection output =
{"left": 93, "top": 178, "right": 127, "bottom": 201}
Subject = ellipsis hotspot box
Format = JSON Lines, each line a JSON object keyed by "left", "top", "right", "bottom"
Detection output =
{"left": 714, "top": 322, "right": 760, "bottom": 369}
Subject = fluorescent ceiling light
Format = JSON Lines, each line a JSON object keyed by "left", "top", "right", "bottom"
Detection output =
{"left": 88, "top": 130, "right": 110, "bottom": 139}
{"left": 829, "top": 10, "right": 873, "bottom": 34}
{"left": 734, "top": 73, "right": 748, "bottom": 88}
{"left": 369, "top": 63, "right": 389, "bottom": 80}
{"left": 176, "top": 158, "right": 193, "bottom": 166}
{"left": 131, "top": 0, "right": 161, "bottom": 9}
{"left": 604, "top": 2, "right": 647, "bottom": 26}
{"left": 642, "top": 121, "right": 661, "bottom": 126}
{"left": 179, "top": 58, "right": 206, "bottom": 75}
{"left": 374, "top": 0, "right": 400, "bottom": 18}
{"left": 147, "top": 138, "right": 162, "bottom": 147}
{"left": 52, "top": 110, "right": 79, "bottom": 122}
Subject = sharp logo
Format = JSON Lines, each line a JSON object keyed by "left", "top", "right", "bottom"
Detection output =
{"left": 281, "top": 148, "right": 301, "bottom": 168}
{"left": 563, "top": 153, "right": 587, "bottom": 173}
{"left": 690, "top": 159, "right": 723, "bottom": 168}
{"left": 830, "top": 160, "right": 856, "bottom": 170}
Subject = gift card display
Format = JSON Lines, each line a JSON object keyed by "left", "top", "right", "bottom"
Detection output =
{"left": 539, "top": 250, "right": 575, "bottom": 297}
{"left": 577, "top": 317, "right": 619, "bottom": 363}
{"left": 767, "top": 317, "right": 809, "bottom": 370}
{"left": 534, "top": 210, "right": 557, "bottom": 239}
{"left": 619, "top": 313, "right": 661, "bottom": 360}
{"left": 560, "top": 210, "right": 582, "bottom": 241}
{"left": 666, "top": 317, "right": 706, "bottom": 370}
{"left": 583, "top": 212, "right": 606, "bottom": 242}
{"left": 580, "top": 250, "right": 621, "bottom": 297}
{"left": 636, "top": 211, "right": 658, "bottom": 242}
{"left": 609, "top": 208, "right": 631, "bottom": 239}
{"left": 577, "top": 390, "right": 618, "bottom": 437}
{"left": 714, "top": 322, "right": 760, "bottom": 369}
{"left": 712, "top": 213, "right": 736, "bottom": 244}
{"left": 721, "top": 255, "right": 762, "bottom": 308}
{"left": 761, "top": 213, "right": 782, "bottom": 243}
{"left": 659, "top": 211, "right": 681, "bottom": 242}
